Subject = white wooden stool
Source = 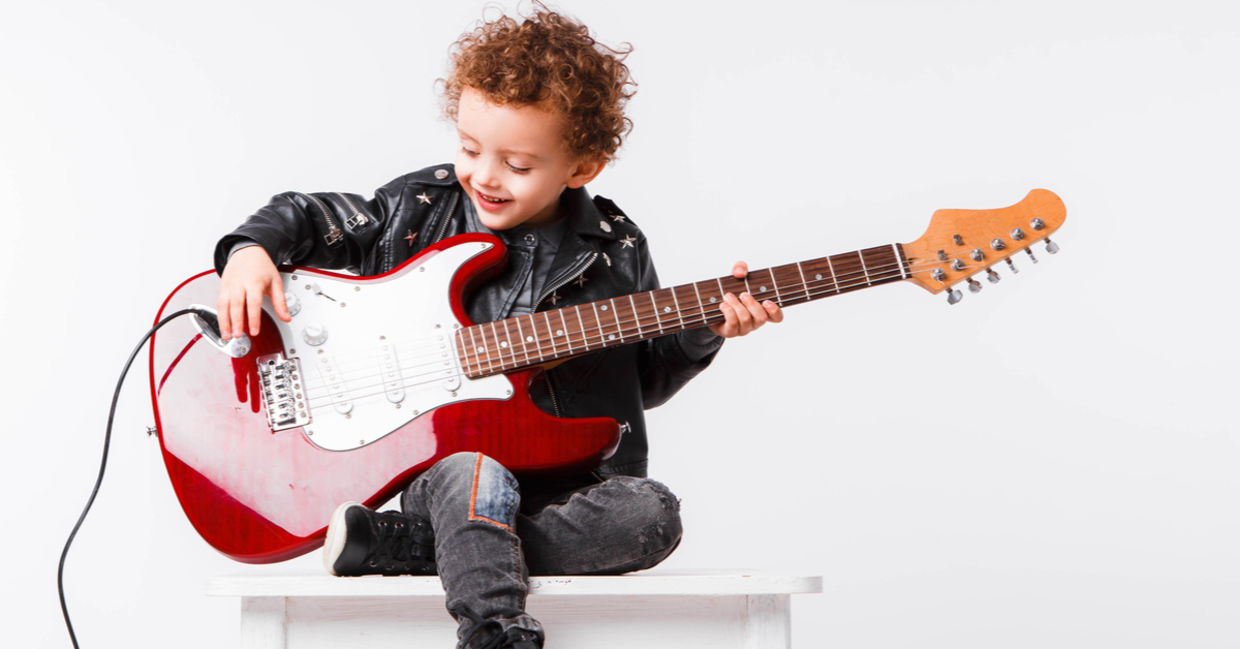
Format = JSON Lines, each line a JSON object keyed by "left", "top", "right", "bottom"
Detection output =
{"left": 208, "top": 572, "right": 822, "bottom": 648}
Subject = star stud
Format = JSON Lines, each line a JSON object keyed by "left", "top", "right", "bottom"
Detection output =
{"left": 416, "top": 192, "right": 433, "bottom": 205}
{"left": 405, "top": 229, "right": 418, "bottom": 247}
{"left": 609, "top": 213, "right": 627, "bottom": 222}
{"left": 573, "top": 275, "right": 589, "bottom": 288}
{"left": 619, "top": 234, "right": 636, "bottom": 249}
{"left": 548, "top": 291, "right": 562, "bottom": 305}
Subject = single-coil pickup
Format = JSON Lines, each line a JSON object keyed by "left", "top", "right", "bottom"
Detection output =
{"left": 256, "top": 354, "right": 311, "bottom": 431}
{"left": 435, "top": 328, "right": 461, "bottom": 392}
{"left": 379, "top": 340, "right": 405, "bottom": 404}
{"left": 316, "top": 352, "right": 353, "bottom": 415}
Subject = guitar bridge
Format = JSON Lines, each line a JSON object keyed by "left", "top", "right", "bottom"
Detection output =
{"left": 257, "top": 354, "right": 311, "bottom": 431}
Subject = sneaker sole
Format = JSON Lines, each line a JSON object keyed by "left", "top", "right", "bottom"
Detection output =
{"left": 322, "top": 501, "right": 361, "bottom": 576}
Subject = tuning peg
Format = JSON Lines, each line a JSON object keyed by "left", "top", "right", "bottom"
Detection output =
{"left": 967, "top": 277, "right": 983, "bottom": 293}
{"left": 946, "top": 288, "right": 963, "bottom": 305}
{"left": 1044, "top": 238, "right": 1060, "bottom": 254}
{"left": 1024, "top": 248, "right": 1038, "bottom": 264}
{"left": 1005, "top": 258, "right": 1019, "bottom": 274}
{"left": 986, "top": 268, "right": 1001, "bottom": 283}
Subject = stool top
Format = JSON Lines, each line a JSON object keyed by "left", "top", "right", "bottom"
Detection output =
{"left": 208, "top": 571, "right": 822, "bottom": 598}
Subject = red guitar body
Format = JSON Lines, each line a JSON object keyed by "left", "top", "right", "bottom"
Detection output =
{"left": 148, "top": 234, "right": 622, "bottom": 564}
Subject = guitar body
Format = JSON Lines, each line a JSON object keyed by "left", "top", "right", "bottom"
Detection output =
{"left": 149, "top": 234, "right": 622, "bottom": 564}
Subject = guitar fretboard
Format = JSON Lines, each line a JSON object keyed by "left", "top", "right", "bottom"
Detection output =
{"left": 456, "top": 243, "right": 908, "bottom": 378}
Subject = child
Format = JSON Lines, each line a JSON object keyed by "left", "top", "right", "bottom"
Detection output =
{"left": 213, "top": 7, "right": 781, "bottom": 648}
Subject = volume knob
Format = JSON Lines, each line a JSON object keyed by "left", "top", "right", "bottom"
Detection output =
{"left": 302, "top": 324, "right": 328, "bottom": 346}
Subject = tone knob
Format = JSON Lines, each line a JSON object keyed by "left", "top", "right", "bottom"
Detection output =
{"left": 302, "top": 324, "right": 328, "bottom": 346}
{"left": 284, "top": 291, "right": 302, "bottom": 317}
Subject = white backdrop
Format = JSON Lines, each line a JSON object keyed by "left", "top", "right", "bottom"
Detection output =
{"left": 3, "top": 1, "right": 1238, "bottom": 647}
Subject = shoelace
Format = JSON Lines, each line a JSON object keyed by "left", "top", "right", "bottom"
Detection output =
{"left": 453, "top": 605, "right": 541, "bottom": 649}
{"left": 366, "top": 513, "right": 434, "bottom": 569}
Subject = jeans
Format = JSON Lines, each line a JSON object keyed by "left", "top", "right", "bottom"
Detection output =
{"left": 400, "top": 451, "right": 684, "bottom": 642}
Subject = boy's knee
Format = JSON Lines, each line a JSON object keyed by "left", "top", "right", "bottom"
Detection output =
{"left": 619, "top": 477, "right": 683, "bottom": 558}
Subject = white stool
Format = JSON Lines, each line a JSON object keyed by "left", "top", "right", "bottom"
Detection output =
{"left": 209, "top": 572, "right": 822, "bottom": 648}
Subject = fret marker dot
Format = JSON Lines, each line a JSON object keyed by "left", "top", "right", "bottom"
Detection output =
{"left": 476, "top": 347, "right": 485, "bottom": 353}
{"left": 815, "top": 274, "right": 822, "bottom": 280}
{"left": 759, "top": 286, "right": 767, "bottom": 292}
{"left": 500, "top": 341, "right": 508, "bottom": 348}
{"left": 608, "top": 334, "right": 616, "bottom": 340}
{"left": 664, "top": 306, "right": 671, "bottom": 313}
{"left": 555, "top": 329, "right": 563, "bottom": 336}
{"left": 525, "top": 336, "right": 533, "bottom": 342}
{"left": 600, "top": 305, "right": 608, "bottom": 311}
{"left": 710, "top": 297, "right": 718, "bottom": 303}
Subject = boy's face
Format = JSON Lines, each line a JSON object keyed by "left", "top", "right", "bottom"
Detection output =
{"left": 455, "top": 87, "right": 602, "bottom": 230}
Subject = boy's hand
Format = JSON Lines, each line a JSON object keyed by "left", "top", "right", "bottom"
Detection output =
{"left": 709, "top": 261, "right": 784, "bottom": 338}
{"left": 217, "top": 246, "right": 291, "bottom": 339}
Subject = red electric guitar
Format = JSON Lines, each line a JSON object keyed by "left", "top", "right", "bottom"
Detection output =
{"left": 149, "top": 189, "right": 1066, "bottom": 563}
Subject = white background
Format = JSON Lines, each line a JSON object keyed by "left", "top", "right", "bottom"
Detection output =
{"left": 3, "top": 1, "right": 1238, "bottom": 647}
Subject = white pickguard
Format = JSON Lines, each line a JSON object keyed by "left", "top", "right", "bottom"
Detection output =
{"left": 266, "top": 240, "right": 511, "bottom": 451}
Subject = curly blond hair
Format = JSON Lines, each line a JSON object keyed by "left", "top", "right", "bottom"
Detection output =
{"left": 442, "top": 5, "right": 636, "bottom": 161}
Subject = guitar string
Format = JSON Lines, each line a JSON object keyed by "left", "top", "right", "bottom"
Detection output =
{"left": 297, "top": 255, "right": 922, "bottom": 399}
{"left": 299, "top": 257, "right": 967, "bottom": 407}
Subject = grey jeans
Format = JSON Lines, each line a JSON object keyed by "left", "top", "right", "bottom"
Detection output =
{"left": 400, "top": 451, "right": 683, "bottom": 642}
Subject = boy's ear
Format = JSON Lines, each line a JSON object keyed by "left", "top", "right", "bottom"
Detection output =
{"left": 565, "top": 158, "right": 606, "bottom": 189}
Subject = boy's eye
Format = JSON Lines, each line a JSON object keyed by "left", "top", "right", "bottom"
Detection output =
{"left": 460, "top": 146, "right": 479, "bottom": 156}
{"left": 507, "top": 163, "right": 530, "bottom": 173}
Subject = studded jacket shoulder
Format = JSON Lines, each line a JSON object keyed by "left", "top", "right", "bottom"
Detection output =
{"left": 213, "top": 164, "right": 723, "bottom": 478}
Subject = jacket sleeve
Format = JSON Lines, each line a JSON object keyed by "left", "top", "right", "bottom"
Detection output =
{"left": 633, "top": 231, "right": 725, "bottom": 409}
{"left": 213, "top": 176, "right": 410, "bottom": 275}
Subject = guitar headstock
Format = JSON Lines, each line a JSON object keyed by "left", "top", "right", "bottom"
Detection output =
{"left": 902, "top": 189, "right": 1066, "bottom": 303}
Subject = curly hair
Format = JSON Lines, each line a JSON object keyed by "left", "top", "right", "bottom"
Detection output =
{"left": 441, "top": 5, "right": 636, "bottom": 161}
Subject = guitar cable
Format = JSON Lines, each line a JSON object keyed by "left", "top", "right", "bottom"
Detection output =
{"left": 57, "top": 307, "right": 219, "bottom": 649}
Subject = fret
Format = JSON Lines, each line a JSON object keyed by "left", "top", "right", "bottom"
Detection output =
{"left": 742, "top": 273, "right": 752, "bottom": 296}
{"left": 574, "top": 304, "right": 592, "bottom": 351}
{"left": 856, "top": 250, "right": 872, "bottom": 287}
{"left": 558, "top": 309, "right": 573, "bottom": 354}
{"left": 628, "top": 295, "right": 644, "bottom": 338}
{"left": 824, "top": 256, "right": 840, "bottom": 294}
{"left": 891, "top": 243, "right": 907, "bottom": 279}
{"left": 649, "top": 291, "right": 664, "bottom": 334}
{"left": 607, "top": 298, "right": 624, "bottom": 342}
{"left": 500, "top": 320, "right": 518, "bottom": 368}
{"left": 514, "top": 317, "right": 532, "bottom": 364}
{"left": 794, "top": 261, "right": 810, "bottom": 304}
{"left": 763, "top": 267, "right": 781, "bottom": 304}
{"left": 486, "top": 322, "right": 505, "bottom": 370}
{"left": 541, "top": 312, "right": 557, "bottom": 359}
{"left": 669, "top": 286, "right": 684, "bottom": 329}
{"left": 526, "top": 314, "right": 544, "bottom": 362}
{"left": 692, "top": 281, "right": 709, "bottom": 326}
{"left": 589, "top": 302, "right": 605, "bottom": 347}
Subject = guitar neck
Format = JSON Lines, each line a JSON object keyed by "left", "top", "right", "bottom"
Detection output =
{"left": 456, "top": 243, "right": 909, "bottom": 378}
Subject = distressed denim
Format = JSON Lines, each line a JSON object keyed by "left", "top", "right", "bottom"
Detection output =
{"left": 400, "top": 451, "right": 683, "bottom": 643}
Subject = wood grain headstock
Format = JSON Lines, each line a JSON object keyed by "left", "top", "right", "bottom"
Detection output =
{"left": 902, "top": 189, "right": 1066, "bottom": 301}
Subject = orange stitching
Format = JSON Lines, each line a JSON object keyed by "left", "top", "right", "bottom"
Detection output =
{"left": 467, "top": 452, "right": 513, "bottom": 531}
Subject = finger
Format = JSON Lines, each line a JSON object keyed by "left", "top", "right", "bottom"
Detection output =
{"left": 269, "top": 275, "right": 290, "bottom": 321}
{"left": 246, "top": 285, "right": 264, "bottom": 336}
{"left": 739, "top": 292, "right": 768, "bottom": 330}
{"left": 217, "top": 294, "right": 233, "bottom": 340}
{"left": 727, "top": 293, "right": 753, "bottom": 335}
{"left": 732, "top": 260, "right": 749, "bottom": 278}
{"left": 763, "top": 300, "right": 785, "bottom": 323}
{"left": 710, "top": 300, "right": 737, "bottom": 337}
{"left": 228, "top": 291, "right": 246, "bottom": 340}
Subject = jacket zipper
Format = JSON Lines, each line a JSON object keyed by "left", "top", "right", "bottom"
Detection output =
{"left": 334, "top": 192, "right": 370, "bottom": 229}
{"left": 536, "top": 252, "right": 598, "bottom": 310}
{"left": 432, "top": 191, "right": 460, "bottom": 244}
{"left": 295, "top": 191, "right": 344, "bottom": 246}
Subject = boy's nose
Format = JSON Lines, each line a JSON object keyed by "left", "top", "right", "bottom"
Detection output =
{"left": 474, "top": 158, "right": 501, "bottom": 188}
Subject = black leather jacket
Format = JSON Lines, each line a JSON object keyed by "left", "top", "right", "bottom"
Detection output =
{"left": 214, "top": 164, "right": 722, "bottom": 479}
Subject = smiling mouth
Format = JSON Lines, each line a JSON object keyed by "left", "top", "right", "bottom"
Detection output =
{"left": 476, "top": 190, "right": 510, "bottom": 205}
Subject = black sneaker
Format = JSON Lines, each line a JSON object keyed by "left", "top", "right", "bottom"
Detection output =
{"left": 323, "top": 501, "right": 436, "bottom": 576}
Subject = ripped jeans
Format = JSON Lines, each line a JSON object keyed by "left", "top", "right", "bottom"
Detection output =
{"left": 400, "top": 451, "right": 683, "bottom": 642}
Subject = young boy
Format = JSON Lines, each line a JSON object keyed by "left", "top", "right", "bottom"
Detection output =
{"left": 214, "top": 7, "right": 781, "bottom": 649}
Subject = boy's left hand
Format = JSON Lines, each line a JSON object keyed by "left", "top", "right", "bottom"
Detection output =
{"left": 709, "top": 261, "right": 784, "bottom": 338}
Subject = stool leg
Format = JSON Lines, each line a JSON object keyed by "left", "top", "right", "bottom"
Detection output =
{"left": 240, "top": 596, "right": 288, "bottom": 649}
{"left": 744, "top": 594, "right": 791, "bottom": 649}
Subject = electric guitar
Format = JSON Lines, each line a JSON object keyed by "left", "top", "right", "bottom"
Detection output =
{"left": 149, "top": 189, "right": 1066, "bottom": 563}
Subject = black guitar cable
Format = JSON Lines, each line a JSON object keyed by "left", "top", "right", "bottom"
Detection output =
{"left": 57, "top": 307, "right": 232, "bottom": 649}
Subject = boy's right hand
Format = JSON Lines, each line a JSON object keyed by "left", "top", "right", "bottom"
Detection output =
{"left": 217, "top": 246, "right": 291, "bottom": 339}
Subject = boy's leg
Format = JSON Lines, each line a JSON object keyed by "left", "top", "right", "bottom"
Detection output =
{"left": 401, "top": 451, "right": 542, "bottom": 646}
{"left": 518, "top": 476, "right": 683, "bottom": 575}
